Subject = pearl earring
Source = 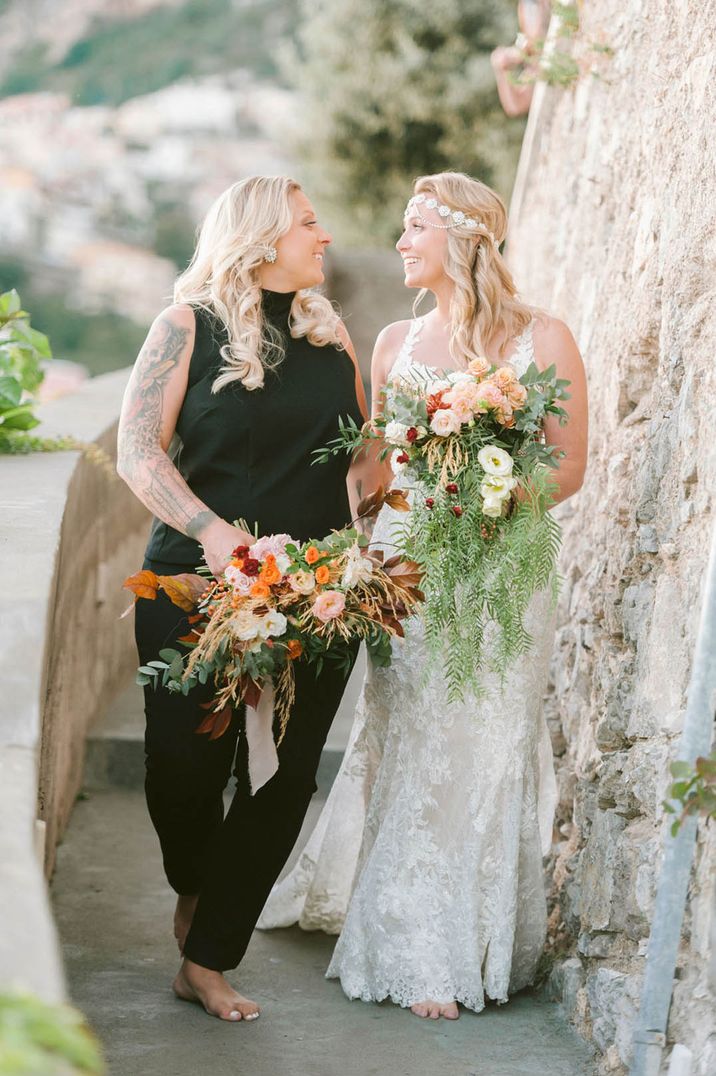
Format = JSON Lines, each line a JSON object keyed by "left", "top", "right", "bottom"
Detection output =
{"left": 263, "top": 246, "right": 278, "bottom": 264}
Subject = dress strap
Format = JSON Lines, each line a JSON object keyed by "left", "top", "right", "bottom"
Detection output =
{"left": 388, "top": 318, "right": 425, "bottom": 380}
{"left": 509, "top": 318, "right": 536, "bottom": 377}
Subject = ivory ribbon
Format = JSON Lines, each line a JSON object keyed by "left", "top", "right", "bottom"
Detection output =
{"left": 244, "top": 681, "right": 279, "bottom": 795}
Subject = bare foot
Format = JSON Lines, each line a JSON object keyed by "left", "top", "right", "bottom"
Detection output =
{"left": 173, "top": 895, "right": 199, "bottom": 953}
{"left": 173, "top": 958, "right": 260, "bottom": 1022}
{"left": 410, "top": 999, "right": 459, "bottom": 1020}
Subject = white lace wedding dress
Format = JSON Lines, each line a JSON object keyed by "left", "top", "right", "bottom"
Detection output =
{"left": 258, "top": 317, "right": 558, "bottom": 1011}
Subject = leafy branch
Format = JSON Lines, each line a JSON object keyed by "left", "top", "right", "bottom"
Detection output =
{"left": 663, "top": 751, "right": 716, "bottom": 836}
{"left": 509, "top": 1, "right": 614, "bottom": 91}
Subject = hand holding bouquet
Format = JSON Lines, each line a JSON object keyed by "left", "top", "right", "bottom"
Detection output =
{"left": 316, "top": 355, "right": 571, "bottom": 699}
{"left": 124, "top": 512, "right": 422, "bottom": 790}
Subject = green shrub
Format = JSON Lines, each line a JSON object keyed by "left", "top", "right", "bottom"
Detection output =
{"left": 0, "top": 991, "right": 104, "bottom": 1075}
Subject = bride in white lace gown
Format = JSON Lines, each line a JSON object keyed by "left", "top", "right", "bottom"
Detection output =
{"left": 258, "top": 172, "right": 588, "bottom": 1019}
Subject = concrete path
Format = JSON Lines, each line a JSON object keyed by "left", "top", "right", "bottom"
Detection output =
{"left": 51, "top": 672, "right": 597, "bottom": 1076}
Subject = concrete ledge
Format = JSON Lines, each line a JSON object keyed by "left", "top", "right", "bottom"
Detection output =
{"left": 0, "top": 369, "right": 150, "bottom": 1000}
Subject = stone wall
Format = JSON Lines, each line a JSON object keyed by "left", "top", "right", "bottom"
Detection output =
{"left": 35, "top": 378, "right": 151, "bottom": 872}
{"left": 505, "top": 3, "right": 716, "bottom": 1073}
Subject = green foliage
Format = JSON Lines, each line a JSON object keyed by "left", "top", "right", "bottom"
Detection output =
{"left": 287, "top": 0, "right": 525, "bottom": 243}
{"left": 663, "top": 751, "right": 716, "bottom": 836}
{"left": 0, "top": 0, "right": 298, "bottom": 105}
{"left": 0, "top": 289, "right": 52, "bottom": 453}
{"left": 0, "top": 991, "right": 104, "bottom": 1075}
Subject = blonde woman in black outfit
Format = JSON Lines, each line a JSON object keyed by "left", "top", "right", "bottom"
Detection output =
{"left": 117, "top": 176, "right": 380, "bottom": 1023}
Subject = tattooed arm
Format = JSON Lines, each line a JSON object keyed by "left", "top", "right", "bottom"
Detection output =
{"left": 117, "top": 305, "right": 252, "bottom": 575}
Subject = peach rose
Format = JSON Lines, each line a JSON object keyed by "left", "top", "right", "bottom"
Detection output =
{"left": 289, "top": 569, "right": 316, "bottom": 594}
{"left": 315, "top": 564, "right": 331, "bottom": 584}
{"left": 312, "top": 590, "right": 346, "bottom": 621}
{"left": 506, "top": 382, "right": 528, "bottom": 409}
{"left": 476, "top": 382, "right": 507, "bottom": 410}
{"left": 468, "top": 356, "right": 491, "bottom": 377}
{"left": 429, "top": 408, "right": 462, "bottom": 437}
{"left": 492, "top": 366, "right": 519, "bottom": 392}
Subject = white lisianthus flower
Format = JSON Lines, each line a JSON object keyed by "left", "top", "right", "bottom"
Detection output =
{"left": 477, "top": 445, "right": 514, "bottom": 476}
{"left": 289, "top": 569, "right": 316, "bottom": 594}
{"left": 384, "top": 420, "right": 409, "bottom": 445}
{"left": 391, "top": 449, "right": 408, "bottom": 475}
{"left": 341, "top": 544, "right": 374, "bottom": 589}
{"left": 480, "top": 474, "right": 517, "bottom": 499}
{"left": 423, "top": 377, "right": 451, "bottom": 395}
{"left": 415, "top": 425, "right": 428, "bottom": 439}
{"left": 275, "top": 552, "right": 292, "bottom": 574}
{"left": 446, "top": 370, "right": 472, "bottom": 385}
{"left": 230, "top": 609, "right": 262, "bottom": 641}
{"left": 482, "top": 496, "right": 505, "bottom": 518}
{"left": 429, "top": 408, "right": 462, "bottom": 437}
{"left": 261, "top": 610, "right": 288, "bottom": 638}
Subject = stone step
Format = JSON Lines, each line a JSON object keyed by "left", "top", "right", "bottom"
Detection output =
{"left": 83, "top": 654, "right": 368, "bottom": 796}
{"left": 84, "top": 733, "right": 344, "bottom": 798}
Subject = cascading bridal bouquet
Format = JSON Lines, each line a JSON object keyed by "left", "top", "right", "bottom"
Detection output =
{"left": 315, "top": 355, "right": 571, "bottom": 700}
{"left": 123, "top": 503, "right": 422, "bottom": 792}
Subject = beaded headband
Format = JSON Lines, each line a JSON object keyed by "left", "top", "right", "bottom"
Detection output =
{"left": 406, "top": 194, "right": 499, "bottom": 248}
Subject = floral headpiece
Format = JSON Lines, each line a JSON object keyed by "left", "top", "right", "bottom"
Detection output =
{"left": 406, "top": 194, "right": 499, "bottom": 248}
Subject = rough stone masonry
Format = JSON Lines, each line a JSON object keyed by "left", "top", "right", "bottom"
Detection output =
{"left": 505, "top": 1, "right": 716, "bottom": 1073}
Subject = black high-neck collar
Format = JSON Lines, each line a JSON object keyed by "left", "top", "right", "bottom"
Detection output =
{"left": 261, "top": 288, "right": 296, "bottom": 323}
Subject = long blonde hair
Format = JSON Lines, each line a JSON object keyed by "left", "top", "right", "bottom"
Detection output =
{"left": 412, "top": 172, "right": 532, "bottom": 365}
{"left": 174, "top": 176, "right": 342, "bottom": 391}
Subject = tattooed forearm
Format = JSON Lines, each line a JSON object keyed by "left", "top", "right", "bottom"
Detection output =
{"left": 117, "top": 314, "right": 216, "bottom": 539}
{"left": 186, "top": 510, "right": 219, "bottom": 539}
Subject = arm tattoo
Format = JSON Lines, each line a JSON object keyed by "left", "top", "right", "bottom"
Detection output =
{"left": 118, "top": 317, "right": 217, "bottom": 540}
{"left": 186, "top": 510, "right": 218, "bottom": 539}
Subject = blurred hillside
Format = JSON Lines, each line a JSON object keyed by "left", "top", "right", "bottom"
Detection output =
{"left": 0, "top": 0, "right": 299, "bottom": 373}
{"left": 0, "top": 0, "right": 522, "bottom": 376}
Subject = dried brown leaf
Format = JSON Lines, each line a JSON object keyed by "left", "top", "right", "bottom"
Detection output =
{"left": 384, "top": 488, "right": 410, "bottom": 513}
{"left": 156, "top": 573, "right": 207, "bottom": 612}
{"left": 356, "top": 484, "right": 387, "bottom": 520}
{"left": 122, "top": 569, "right": 159, "bottom": 601}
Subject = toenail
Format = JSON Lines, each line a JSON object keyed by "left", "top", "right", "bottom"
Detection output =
{"left": 229, "top": 1010, "right": 241, "bottom": 1020}
{"left": 245, "top": 1012, "right": 259, "bottom": 1021}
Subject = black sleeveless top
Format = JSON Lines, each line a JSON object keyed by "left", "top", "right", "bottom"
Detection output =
{"left": 145, "top": 290, "right": 363, "bottom": 565}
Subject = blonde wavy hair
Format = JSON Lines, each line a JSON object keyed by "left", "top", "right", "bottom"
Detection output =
{"left": 412, "top": 172, "right": 533, "bottom": 366}
{"left": 174, "top": 176, "right": 342, "bottom": 392}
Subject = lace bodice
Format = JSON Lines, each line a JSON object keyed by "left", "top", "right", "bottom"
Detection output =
{"left": 388, "top": 315, "right": 536, "bottom": 383}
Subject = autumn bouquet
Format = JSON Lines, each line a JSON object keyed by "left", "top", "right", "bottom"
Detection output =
{"left": 316, "top": 356, "right": 571, "bottom": 699}
{"left": 124, "top": 502, "right": 421, "bottom": 788}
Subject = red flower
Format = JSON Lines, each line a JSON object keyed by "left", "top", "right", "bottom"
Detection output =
{"left": 426, "top": 391, "right": 448, "bottom": 418}
{"left": 231, "top": 544, "right": 250, "bottom": 559}
{"left": 242, "top": 557, "right": 260, "bottom": 576}
{"left": 396, "top": 451, "right": 410, "bottom": 464}
{"left": 452, "top": 505, "right": 463, "bottom": 517}
{"left": 446, "top": 482, "right": 459, "bottom": 495}
{"left": 425, "top": 497, "right": 434, "bottom": 509}
{"left": 406, "top": 427, "right": 418, "bottom": 443}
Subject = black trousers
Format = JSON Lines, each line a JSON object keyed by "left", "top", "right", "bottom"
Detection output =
{"left": 135, "top": 559, "right": 357, "bottom": 971}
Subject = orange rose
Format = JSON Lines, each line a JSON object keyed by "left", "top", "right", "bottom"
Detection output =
{"left": 286, "top": 639, "right": 303, "bottom": 660}
{"left": 315, "top": 565, "right": 331, "bottom": 584}
{"left": 260, "top": 565, "right": 281, "bottom": 585}
{"left": 305, "top": 546, "right": 320, "bottom": 565}
{"left": 250, "top": 582, "right": 271, "bottom": 599}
